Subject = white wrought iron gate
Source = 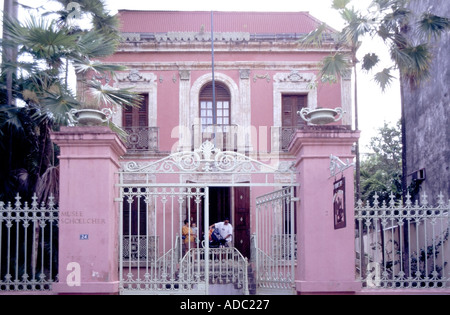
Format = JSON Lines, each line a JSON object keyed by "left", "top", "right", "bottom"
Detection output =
{"left": 119, "top": 185, "right": 210, "bottom": 295}
{"left": 255, "top": 187, "right": 297, "bottom": 294}
{"left": 117, "top": 141, "right": 297, "bottom": 295}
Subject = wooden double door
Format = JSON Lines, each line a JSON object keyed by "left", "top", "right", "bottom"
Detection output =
{"left": 189, "top": 187, "right": 251, "bottom": 259}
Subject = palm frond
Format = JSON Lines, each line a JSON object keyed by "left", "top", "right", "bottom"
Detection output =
{"left": 91, "top": 13, "right": 121, "bottom": 36}
{"left": 417, "top": 13, "right": 450, "bottom": 41}
{"left": 108, "top": 121, "right": 130, "bottom": 143}
{"left": 0, "top": 106, "right": 26, "bottom": 132}
{"left": 51, "top": 0, "right": 106, "bottom": 17}
{"left": 374, "top": 68, "right": 396, "bottom": 92}
{"left": 362, "top": 53, "right": 380, "bottom": 72}
{"left": 332, "top": 0, "right": 351, "bottom": 10}
{"left": 3, "top": 15, "right": 78, "bottom": 68}
{"left": 75, "top": 29, "right": 119, "bottom": 58}
{"left": 33, "top": 91, "right": 80, "bottom": 126}
{"left": 320, "top": 52, "right": 351, "bottom": 79}
{"left": 298, "top": 23, "right": 332, "bottom": 48}
{"left": 86, "top": 80, "right": 143, "bottom": 108}
{"left": 392, "top": 43, "right": 431, "bottom": 82}
{"left": 73, "top": 59, "right": 125, "bottom": 76}
{"left": 341, "top": 8, "right": 373, "bottom": 45}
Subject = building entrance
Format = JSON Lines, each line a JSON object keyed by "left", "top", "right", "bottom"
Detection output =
{"left": 118, "top": 141, "right": 296, "bottom": 295}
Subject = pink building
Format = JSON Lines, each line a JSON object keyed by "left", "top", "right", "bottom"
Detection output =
{"left": 109, "top": 10, "right": 352, "bottom": 154}
{"left": 100, "top": 11, "right": 355, "bottom": 295}
{"left": 2, "top": 10, "right": 448, "bottom": 297}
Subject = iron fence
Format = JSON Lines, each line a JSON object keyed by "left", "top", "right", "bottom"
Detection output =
{"left": 255, "top": 187, "right": 297, "bottom": 294}
{"left": 0, "top": 194, "right": 59, "bottom": 292}
{"left": 355, "top": 192, "right": 449, "bottom": 290}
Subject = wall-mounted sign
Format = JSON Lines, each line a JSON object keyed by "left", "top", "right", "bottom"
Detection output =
{"left": 333, "top": 178, "right": 346, "bottom": 230}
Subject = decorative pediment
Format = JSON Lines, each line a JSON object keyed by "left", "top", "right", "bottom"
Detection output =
{"left": 117, "top": 70, "right": 155, "bottom": 84}
{"left": 274, "top": 71, "right": 315, "bottom": 83}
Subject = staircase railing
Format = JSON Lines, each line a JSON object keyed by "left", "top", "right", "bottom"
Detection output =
{"left": 180, "top": 247, "right": 249, "bottom": 295}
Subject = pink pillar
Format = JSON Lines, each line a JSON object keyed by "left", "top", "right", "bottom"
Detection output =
{"left": 51, "top": 127, "right": 126, "bottom": 295}
{"left": 289, "top": 127, "right": 361, "bottom": 294}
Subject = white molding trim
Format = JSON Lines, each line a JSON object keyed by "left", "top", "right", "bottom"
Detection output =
{"left": 185, "top": 72, "right": 244, "bottom": 152}
{"left": 113, "top": 71, "right": 158, "bottom": 128}
{"left": 272, "top": 71, "right": 317, "bottom": 153}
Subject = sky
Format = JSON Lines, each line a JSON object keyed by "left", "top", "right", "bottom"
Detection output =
{"left": 2, "top": 0, "right": 402, "bottom": 153}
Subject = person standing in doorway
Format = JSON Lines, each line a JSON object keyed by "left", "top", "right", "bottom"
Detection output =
{"left": 182, "top": 220, "right": 196, "bottom": 255}
{"left": 210, "top": 218, "right": 233, "bottom": 247}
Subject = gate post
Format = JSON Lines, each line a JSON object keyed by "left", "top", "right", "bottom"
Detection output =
{"left": 289, "top": 126, "right": 361, "bottom": 295}
{"left": 51, "top": 126, "right": 126, "bottom": 295}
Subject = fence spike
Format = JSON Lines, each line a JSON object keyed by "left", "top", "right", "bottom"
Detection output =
{"left": 389, "top": 192, "right": 396, "bottom": 208}
{"left": 356, "top": 199, "right": 364, "bottom": 209}
{"left": 373, "top": 193, "right": 380, "bottom": 208}
{"left": 404, "top": 192, "right": 412, "bottom": 208}
{"left": 31, "top": 194, "right": 39, "bottom": 209}
{"left": 48, "top": 194, "right": 56, "bottom": 208}
{"left": 14, "top": 193, "right": 22, "bottom": 209}
{"left": 437, "top": 192, "right": 445, "bottom": 207}
{"left": 421, "top": 191, "right": 429, "bottom": 206}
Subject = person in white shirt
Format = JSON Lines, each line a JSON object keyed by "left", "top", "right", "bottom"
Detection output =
{"left": 210, "top": 218, "right": 233, "bottom": 247}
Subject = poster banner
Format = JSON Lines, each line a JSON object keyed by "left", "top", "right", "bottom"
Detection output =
{"left": 333, "top": 178, "right": 346, "bottom": 230}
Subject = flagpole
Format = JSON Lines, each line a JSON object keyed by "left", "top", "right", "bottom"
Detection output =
{"left": 211, "top": 11, "right": 217, "bottom": 147}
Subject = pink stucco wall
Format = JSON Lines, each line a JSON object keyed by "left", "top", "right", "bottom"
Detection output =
{"left": 289, "top": 128, "right": 361, "bottom": 293}
{"left": 51, "top": 127, "right": 126, "bottom": 294}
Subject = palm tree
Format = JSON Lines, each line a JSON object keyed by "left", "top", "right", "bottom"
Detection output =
{"left": 1, "top": 0, "right": 18, "bottom": 107}
{"left": 299, "top": 0, "right": 370, "bottom": 201}
{"left": 299, "top": 0, "right": 450, "bottom": 200}
{"left": 0, "top": 0, "right": 141, "bottom": 203}
{"left": 300, "top": 0, "right": 449, "bottom": 281}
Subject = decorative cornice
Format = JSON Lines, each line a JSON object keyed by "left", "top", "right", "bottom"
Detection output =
{"left": 274, "top": 70, "right": 315, "bottom": 83}
{"left": 111, "top": 61, "right": 320, "bottom": 72}
{"left": 153, "top": 32, "right": 251, "bottom": 42}
{"left": 118, "top": 37, "right": 341, "bottom": 55}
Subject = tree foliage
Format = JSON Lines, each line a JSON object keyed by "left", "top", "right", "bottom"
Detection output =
{"left": 299, "top": 0, "right": 450, "bottom": 89}
{"left": 0, "top": 0, "right": 140, "bottom": 203}
{"left": 360, "top": 121, "right": 403, "bottom": 203}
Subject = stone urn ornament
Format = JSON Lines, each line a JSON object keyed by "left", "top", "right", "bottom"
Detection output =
{"left": 68, "top": 108, "right": 113, "bottom": 126}
{"left": 298, "top": 107, "right": 345, "bottom": 125}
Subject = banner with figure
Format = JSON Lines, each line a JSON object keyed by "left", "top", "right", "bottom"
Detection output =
{"left": 333, "top": 178, "right": 346, "bottom": 230}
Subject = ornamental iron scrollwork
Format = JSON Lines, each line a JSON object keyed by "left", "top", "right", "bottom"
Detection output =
{"left": 123, "top": 140, "right": 291, "bottom": 177}
{"left": 329, "top": 154, "right": 355, "bottom": 178}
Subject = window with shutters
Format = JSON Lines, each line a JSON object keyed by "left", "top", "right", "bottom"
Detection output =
{"left": 123, "top": 93, "right": 149, "bottom": 128}
{"left": 122, "top": 94, "right": 159, "bottom": 152}
{"left": 282, "top": 95, "right": 307, "bottom": 128}
{"left": 281, "top": 95, "right": 307, "bottom": 151}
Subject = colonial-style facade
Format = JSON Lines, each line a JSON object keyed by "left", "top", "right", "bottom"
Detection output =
{"left": 2, "top": 10, "right": 449, "bottom": 296}
{"left": 108, "top": 10, "right": 352, "bottom": 155}
{"left": 102, "top": 11, "right": 354, "bottom": 294}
